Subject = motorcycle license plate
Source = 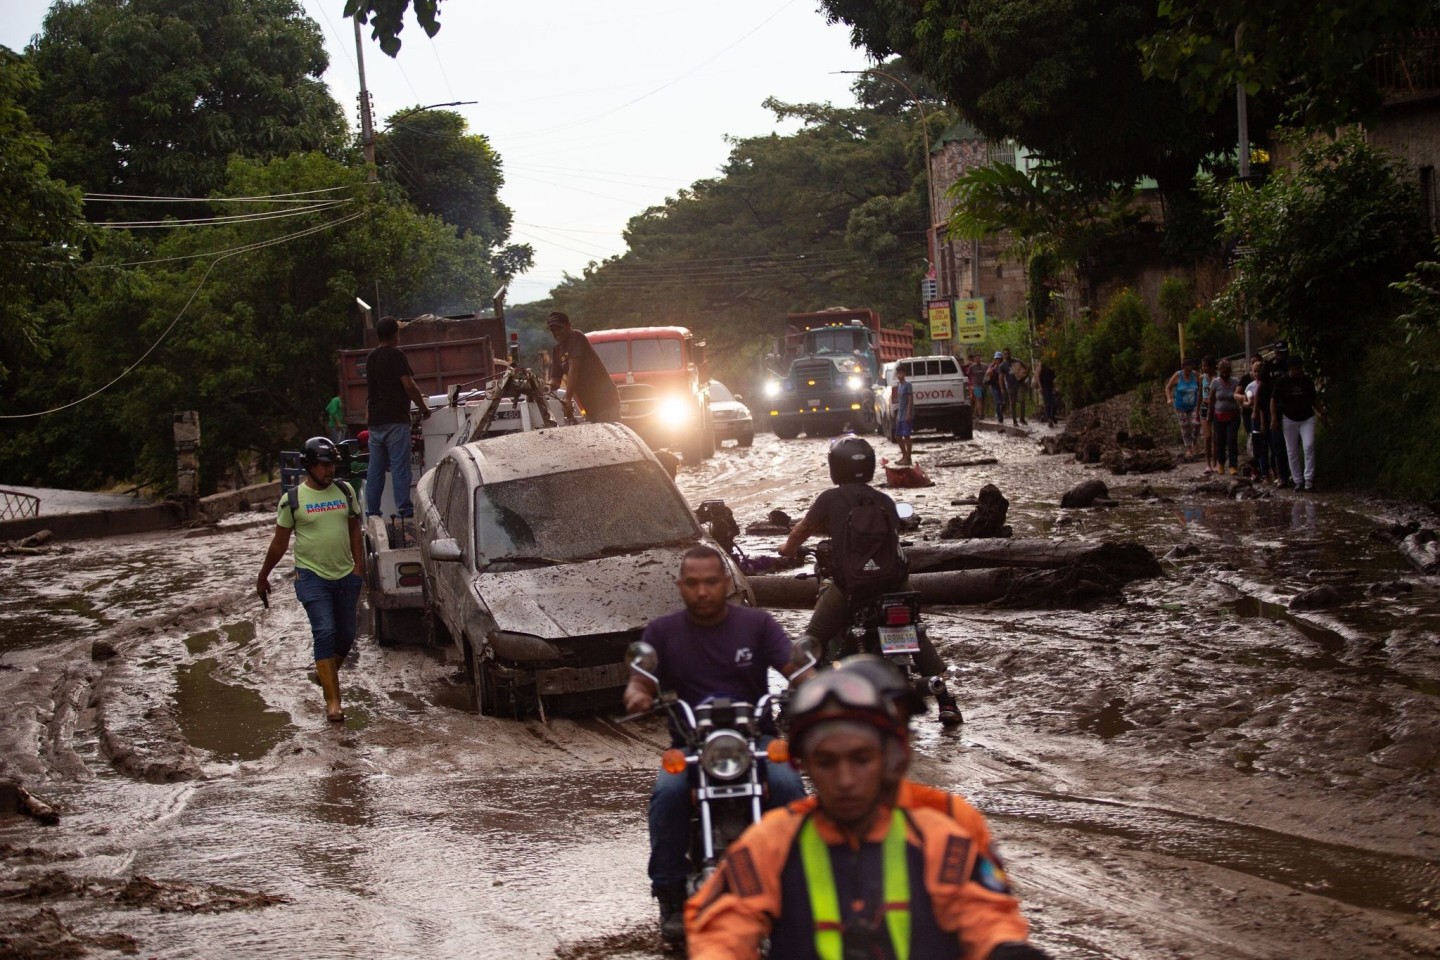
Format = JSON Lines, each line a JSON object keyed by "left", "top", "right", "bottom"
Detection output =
{"left": 878, "top": 625, "right": 920, "bottom": 654}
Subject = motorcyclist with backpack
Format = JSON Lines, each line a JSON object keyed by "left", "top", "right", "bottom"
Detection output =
{"left": 779, "top": 436, "right": 962, "bottom": 725}
{"left": 256, "top": 437, "right": 364, "bottom": 723}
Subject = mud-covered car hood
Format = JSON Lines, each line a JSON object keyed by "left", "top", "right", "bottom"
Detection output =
{"left": 472, "top": 545, "right": 707, "bottom": 638}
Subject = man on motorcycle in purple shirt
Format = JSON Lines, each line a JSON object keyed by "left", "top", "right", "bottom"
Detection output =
{"left": 623, "top": 545, "right": 808, "bottom": 947}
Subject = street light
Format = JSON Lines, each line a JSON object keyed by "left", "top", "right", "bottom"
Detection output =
{"left": 836, "top": 69, "right": 939, "bottom": 279}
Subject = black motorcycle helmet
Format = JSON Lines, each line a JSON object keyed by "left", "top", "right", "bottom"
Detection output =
{"left": 300, "top": 436, "right": 341, "bottom": 468}
{"left": 827, "top": 434, "right": 875, "bottom": 485}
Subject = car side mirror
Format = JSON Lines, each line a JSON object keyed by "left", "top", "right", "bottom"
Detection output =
{"left": 733, "top": 393, "right": 744, "bottom": 402}
{"left": 429, "top": 538, "right": 462, "bottom": 563}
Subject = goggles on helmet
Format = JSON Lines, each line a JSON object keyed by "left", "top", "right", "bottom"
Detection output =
{"left": 787, "top": 670, "right": 906, "bottom": 754}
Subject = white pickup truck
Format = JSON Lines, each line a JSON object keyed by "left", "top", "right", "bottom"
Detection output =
{"left": 873, "top": 355, "right": 974, "bottom": 441}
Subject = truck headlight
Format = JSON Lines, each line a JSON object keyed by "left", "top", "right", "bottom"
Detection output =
{"left": 764, "top": 381, "right": 782, "bottom": 398}
{"left": 846, "top": 375, "right": 864, "bottom": 391}
{"left": 700, "top": 730, "right": 752, "bottom": 780}
{"left": 657, "top": 395, "right": 692, "bottom": 427}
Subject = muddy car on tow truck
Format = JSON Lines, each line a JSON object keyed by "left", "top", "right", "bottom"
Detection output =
{"left": 416, "top": 422, "right": 754, "bottom": 717}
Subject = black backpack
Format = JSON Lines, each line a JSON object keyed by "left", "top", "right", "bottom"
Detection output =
{"left": 286, "top": 478, "right": 357, "bottom": 523}
{"left": 835, "top": 491, "right": 904, "bottom": 596}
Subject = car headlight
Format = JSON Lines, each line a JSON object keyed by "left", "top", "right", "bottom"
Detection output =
{"left": 846, "top": 375, "right": 864, "bottom": 391}
{"left": 700, "top": 730, "right": 752, "bottom": 780}
{"left": 657, "top": 395, "right": 692, "bottom": 427}
{"left": 764, "top": 381, "right": 782, "bottom": 398}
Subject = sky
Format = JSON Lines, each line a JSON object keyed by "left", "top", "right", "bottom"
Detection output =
{"left": 2, "top": 0, "right": 876, "bottom": 306}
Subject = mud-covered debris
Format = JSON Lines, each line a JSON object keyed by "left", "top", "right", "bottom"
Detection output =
{"left": 1192, "top": 477, "right": 1251, "bottom": 497}
{"left": 1166, "top": 543, "right": 1202, "bottom": 560}
{"left": 553, "top": 923, "right": 657, "bottom": 960}
{"left": 939, "top": 484, "right": 1011, "bottom": 539}
{"left": 934, "top": 457, "right": 998, "bottom": 468}
{"left": 1101, "top": 447, "right": 1176, "bottom": 474}
{"left": 1367, "top": 580, "right": 1414, "bottom": 597}
{"left": 114, "top": 874, "right": 291, "bottom": 913}
{"left": 0, "top": 779, "right": 60, "bottom": 825}
{"left": 768, "top": 509, "right": 793, "bottom": 527}
{"left": 0, "top": 906, "right": 138, "bottom": 958}
{"left": 1289, "top": 584, "right": 1350, "bottom": 610}
{"left": 988, "top": 563, "right": 1124, "bottom": 609}
{"left": 0, "top": 530, "right": 63, "bottom": 556}
{"left": 1039, "top": 434, "right": 1076, "bottom": 456}
{"left": 1061, "top": 479, "right": 1109, "bottom": 509}
{"left": 1399, "top": 529, "right": 1440, "bottom": 575}
{"left": 90, "top": 639, "right": 118, "bottom": 662}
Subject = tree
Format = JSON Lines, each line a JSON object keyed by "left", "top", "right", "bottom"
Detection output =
{"left": 818, "top": 0, "right": 1239, "bottom": 195}
{"left": 1143, "top": 1, "right": 1440, "bottom": 129}
{"left": 0, "top": 51, "right": 88, "bottom": 385}
{"left": 23, "top": 0, "right": 346, "bottom": 219}
{"left": 376, "top": 107, "right": 533, "bottom": 279}
{"left": 345, "top": 0, "right": 440, "bottom": 57}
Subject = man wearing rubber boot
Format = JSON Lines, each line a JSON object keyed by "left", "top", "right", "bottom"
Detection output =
{"left": 779, "top": 435, "right": 962, "bottom": 725}
{"left": 685, "top": 667, "right": 1051, "bottom": 960}
{"left": 623, "top": 545, "right": 808, "bottom": 948}
{"left": 257, "top": 437, "right": 364, "bottom": 723}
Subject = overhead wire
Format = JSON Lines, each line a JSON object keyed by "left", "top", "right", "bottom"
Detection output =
{"left": 84, "top": 185, "right": 358, "bottom": 203}
{"left": 94, "top": 199, "right": 353, "bottom": 229}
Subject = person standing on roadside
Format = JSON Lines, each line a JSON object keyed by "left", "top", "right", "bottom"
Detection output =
{"left": 968, "top": 353, "right": 989, "bottom": 420}
{"left": 257, "top": 438, "right": 363, "bottom": 724}
{"left": 1239, "top": 357, "right": 1270, "bottom": 481}
{"left": 324, "top": 394, "right": 345, "bottom": 444}
{"left": 987, "top": 351, "right": 1007, "bottom": 424}
{"left": 1001, "top": 347, "right": 1024, "bottom": 426}
{"left": 1272, "top": 356, "right": 1326, "bottom": 492}
{"left": 1262, "top": 341, "right": 1293, "bottom": 488}
{"left": 365, "top": 316, "right": 431, "bottom": 519}
{"left": 546, "top": 311, "right": 622, "bottom": 423}
{"left": 1038, "top": 360, "right": 1058, "bottom": 427}
{"left": 1209, "top": 359, "right": 1241, "bottom": 475}
{"left": 892, "top": 364, "right": 915, "bottom": 465}
{"left": 1165, "top": 357, "right": 1201, "bottom": 457}
{"left": 1198, "top": 355, "right": 1217, "bottom": 475}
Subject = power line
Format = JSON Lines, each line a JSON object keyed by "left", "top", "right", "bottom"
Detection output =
{"left": 94, "top": 200, "right": 353, "bottom": 229}
{"left": 92, "top": 210, "right": 369, "bottom": 268}
{"left": 83, "top": 185, "right": 357, "bottom": 203}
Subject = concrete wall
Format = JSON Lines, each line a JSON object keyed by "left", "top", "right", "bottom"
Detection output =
{"left": 0, "top": 481, "right": 281, "bottom": 544}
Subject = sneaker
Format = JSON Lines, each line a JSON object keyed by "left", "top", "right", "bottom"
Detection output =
{"left": 656, "top": 886, "right": 687, "bottom": 945}
{"left": 936, "top": 693, "right": 963, "bottom": 727}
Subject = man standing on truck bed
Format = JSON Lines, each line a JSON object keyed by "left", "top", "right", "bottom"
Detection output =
{"left": 366, "top": 315, "right": 431, "bottom": 519}
{"left": 547, "top": 311, "right": 622, "bottom": 423}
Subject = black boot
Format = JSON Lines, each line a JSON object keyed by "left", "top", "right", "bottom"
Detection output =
{"left": 656, "top": 884, "right": 687, "bottom": 945}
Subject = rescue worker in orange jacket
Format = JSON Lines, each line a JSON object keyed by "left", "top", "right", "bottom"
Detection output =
{"left": 685, "top": 665, "right": 1050, "bottom": 960}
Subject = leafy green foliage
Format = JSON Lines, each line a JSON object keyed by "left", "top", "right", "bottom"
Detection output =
{"left": 0, "top": 52, "right": 88, "bottom": 384}
{"left": 1213, "top": 132, "right": 1428, "bottom": 379}
{"left": 819, "top": 0, "right": 1235, "bottom": 193}
{"left": 345, "top": 0, "right": 441, "bottom": 57}
{"left": 1143, "top": 1, "right": 1440, "bottom": 129}
{"left": 23, "top": 0, "right": 346, "bottom": 219}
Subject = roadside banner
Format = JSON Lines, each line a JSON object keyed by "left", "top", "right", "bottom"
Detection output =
{"left": 927, "top": 299, "right": 954, "bottom": 340}
{"left": 955, "top": 299, "right": 986, "bottom": 343}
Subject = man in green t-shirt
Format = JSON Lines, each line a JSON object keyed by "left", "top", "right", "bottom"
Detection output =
{"left": 325, "top": 395, "right": 345, "bottom": 443}
{"left": 256, "top": 437, "right": 364, "bottom": 722}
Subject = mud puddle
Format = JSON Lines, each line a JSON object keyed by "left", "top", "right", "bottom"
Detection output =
{"left": 976, "top": 787, "right": 1440, "bottom": 921}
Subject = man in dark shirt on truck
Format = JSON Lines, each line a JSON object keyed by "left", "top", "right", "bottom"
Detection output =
{"left": 547, "top": 311, "right": 622, "bottom": 423}
{"left": 365, "top": 315, "right": 431, "bottom": 519}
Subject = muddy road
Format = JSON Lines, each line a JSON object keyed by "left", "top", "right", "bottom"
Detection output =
{"left": 1, "top": 427, "right": 1437, "bottom": 959}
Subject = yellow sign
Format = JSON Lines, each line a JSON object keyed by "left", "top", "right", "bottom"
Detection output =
{"left": 955, "top": 299, "right": 986, "bottom": 343}
{"left": 927, "top": 300, "right": 953, "bottom": 340}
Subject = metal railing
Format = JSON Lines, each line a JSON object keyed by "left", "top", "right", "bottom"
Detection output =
{"left": 0, "top": 489, "right": 41, "bottom": 521}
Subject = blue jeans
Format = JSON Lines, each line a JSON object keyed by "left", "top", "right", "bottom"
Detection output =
{"left": 647, "top": 737, "right": 805, "bottom": 892}
{"left": 365, "top": 422, "right": 413, "bottom": 517}
{"left": 295, "top": 568, "right": 363, "bottom": 661}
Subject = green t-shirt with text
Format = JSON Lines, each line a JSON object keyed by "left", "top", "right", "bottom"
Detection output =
{"left": 276, "top": 481, "right": 359, "bottom": 581}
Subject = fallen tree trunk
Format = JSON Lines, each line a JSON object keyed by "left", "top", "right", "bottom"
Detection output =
{"left": 906, "top": 539, "right": 1161, "bottom": 580}
{"left": 750, "top": 564, "right": 1124, "bottom": 610}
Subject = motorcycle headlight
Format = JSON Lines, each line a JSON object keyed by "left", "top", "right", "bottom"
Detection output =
{"left": 700, "top": 730, "right": 752, "bottom": 780}
{"left": 764, "top": 381, "right": 782, "bottom": 398}
{"left": 657, "top": 395, "right": 692, "bottom": 427}
{"left": 846, "top": 375, "right": 864, "bottom": 391}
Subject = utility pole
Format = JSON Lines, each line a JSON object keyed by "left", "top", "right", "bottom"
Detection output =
{"left": 354, "top": 15, "right": 377, "bottom": 181}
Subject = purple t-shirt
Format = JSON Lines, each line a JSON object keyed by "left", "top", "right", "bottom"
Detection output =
{"left": 642, "top": 605, "right": 792, "bottom": 712}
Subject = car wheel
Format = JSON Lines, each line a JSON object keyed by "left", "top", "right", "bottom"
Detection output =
{"left": 738, "top": 429, "right": 754, "bottom": 447}
{"left": 952, "top": 405, "right": 974, "bottom": 441}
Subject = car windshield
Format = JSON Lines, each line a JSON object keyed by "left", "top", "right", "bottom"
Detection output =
{"left": 709, "top": 381, "right": 735, "bottom": 403}
{"left": 593, "top": 340, "right": 629, "bottom": 375}
{"left": 473, "top": 460, "right": 698, "bottom": 565}
{"left": 630, "top": 338, "right": 683, "bottom": 373}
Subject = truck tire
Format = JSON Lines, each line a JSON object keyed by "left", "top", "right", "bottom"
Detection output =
{"left": 952, "top": 405, "right": 974, "bottom": 441}
{"left": 738, "top": 428, "right": 754, "bottom": 447}
{"left": 773, "top": 420, "right": 800, "bottom": 440}
{"left": 681, "top": 428, "right": 709, "bottom": 464}
{"left": 702, "top": 408, "right": 717, "bottom": 460}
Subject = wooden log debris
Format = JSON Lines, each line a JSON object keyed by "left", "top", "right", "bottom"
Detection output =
{"left": 749, "top": 564, "right": 1125, "bottom": 610}
{"left": 906, "top": 538, "right": 1161, "bottom": 581}
{"left": 1400, "top": 529, "right": 1440, "bottom": 575}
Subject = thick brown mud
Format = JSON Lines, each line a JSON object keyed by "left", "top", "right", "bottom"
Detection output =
{"left": 0, "top": 429, "right": 1437, "bottom": 958}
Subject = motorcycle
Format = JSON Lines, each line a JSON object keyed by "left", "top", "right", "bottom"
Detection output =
{"left": 625, "top": 640, "right": 797, "bottom": 895}
{"left": 794, "top": 504, "right": 960, "bottom": 723}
